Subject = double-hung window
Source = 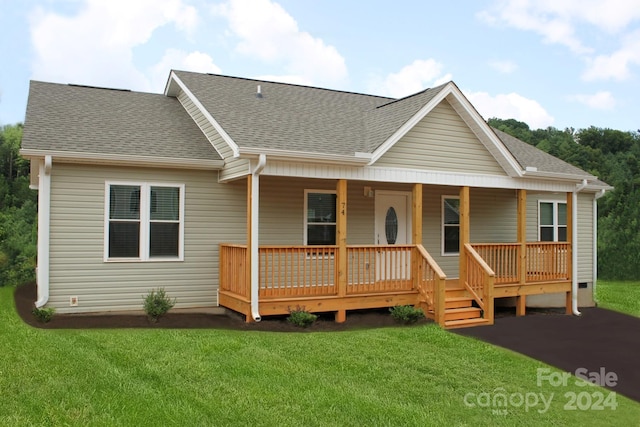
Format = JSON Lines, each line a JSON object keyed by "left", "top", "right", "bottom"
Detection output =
{"left": 106, "top": 182, "right": 184, "bottom": 261}
{"left": 538, "top": 201, "right": 567, "bottom": 242}
{"left": 304, "top": 190, "right": 337, "bottom": 245}
{"left": 442, "top": 196, "right": 460, "bottom": 255}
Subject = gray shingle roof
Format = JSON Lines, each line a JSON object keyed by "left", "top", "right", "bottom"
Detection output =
{"left": 23, "top": 73, "right": 606, "bottom": 186}
{"left": 22, "top": 81, "right": 220, "bottom": 161}
{"left": 174, "top": 71, "right": 438, "bottom": 156}
{"left": 492, "top": 128, "right": 593, "bottom": 178}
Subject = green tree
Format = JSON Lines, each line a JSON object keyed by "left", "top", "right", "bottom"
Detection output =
{"left": 0, "top": 124, "right": 37, "bottom": 286}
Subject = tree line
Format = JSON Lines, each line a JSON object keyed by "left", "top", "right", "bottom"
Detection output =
{"left": 0, "top": 120, "right": 639, "bottom": 285}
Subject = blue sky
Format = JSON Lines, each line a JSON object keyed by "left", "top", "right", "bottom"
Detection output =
{"left": 1, "top": 0, "right": 639, "bottom": 132}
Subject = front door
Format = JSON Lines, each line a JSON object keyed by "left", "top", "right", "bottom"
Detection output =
{"left": 374, "top": 191, "right": 412, "bottom": 281}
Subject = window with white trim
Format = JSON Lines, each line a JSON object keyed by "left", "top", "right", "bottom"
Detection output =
{"left": 442, "top": 196, "right": 460, "bottom": 255}
{"left": 538, "top": 201, "right": 567, "bottom": 242}
{"left": 304, "top": 190, "right": 337, "bottom": 245}
{"left": 106, "top": 182, "right": 184, "bottom": 260}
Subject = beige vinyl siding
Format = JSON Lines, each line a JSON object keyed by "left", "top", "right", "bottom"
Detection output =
{"left": 526, "top": 191, "right": 595, "bottom": 307}
{"left": 374, "top": 100, "right": 506, "bottom": 176}
{"left": 177, "top": 91, "right": 231, "bottom": 157}
{"left": 178, "top": 91, "right": 251, "bottom": 181}
{"left": 47, "top": 163, "right": 246, "bottom": 313}
{"left": 258, "top": 177, "right": 408, "bottom": 245}
{"left": 422, "top": 186, "right": 517, "bottom": 278}
{"left": 525, "top": 192, "right": 593, "bottom": 282}
{"left": 220, "top": 157, "right": 250, "bottom": 181}
{"left": 577, "top": 193, "right": 594, "bottom": 283}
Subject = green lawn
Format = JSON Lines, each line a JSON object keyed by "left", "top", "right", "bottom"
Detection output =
{"left": 1, "top": 286, "right": 638, "bottom": 426}
{"left": 596, "top": 280, "right": 640, "bottom": 317}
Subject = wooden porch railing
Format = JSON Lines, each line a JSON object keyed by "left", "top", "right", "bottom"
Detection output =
{"left": 415, "top": 244, "right": 447, "bottom": 324}
{"left": 463, "top": 243, "right": 494, "bottom": 322}
{"left": 471, "top": 242, "right": 570, "bottom": 284}
{"left": 258, "top": 246, "right": 338, "bottom": 298}
{"left": 346, "top": 245, "right": 414, "bottom": 294}
{"left": 525, "top": 242, "right": 571, "bottom": 282}
{"left": 219, "top": 244, "right": 249, "bottom": 298}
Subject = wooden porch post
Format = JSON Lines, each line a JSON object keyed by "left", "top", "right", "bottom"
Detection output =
{"left": 412, "top": 183, "right": 423, "bottom": 245}
{"left": 245, "top": 174, "right": 254, "bottom": 322}
{"left": 516, "top": 189, "right": 527, "bottom": 316}
{"left": 335, "top": 179, "right": 348, "bottom": 323}
{"left": 412, "top": 183, "right": 423, "bottom": 297}
{"left": 566, "top": 192, "right": 573, "bottom": 314}
{"left": 459, "top": 186, "right": 470, "bottom": 285}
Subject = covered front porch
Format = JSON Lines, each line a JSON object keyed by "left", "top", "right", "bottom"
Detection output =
{"left": 218, "top": 177, "right": 576, "bottom": 329}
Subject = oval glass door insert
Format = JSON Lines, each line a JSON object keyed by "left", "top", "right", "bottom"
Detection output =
{"left": 385, "top": 207, "right": 398, "bottom": 244}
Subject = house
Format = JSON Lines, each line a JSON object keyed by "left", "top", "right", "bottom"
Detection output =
{"left": 21, "top": 70, "right": 611, "bottom": 328}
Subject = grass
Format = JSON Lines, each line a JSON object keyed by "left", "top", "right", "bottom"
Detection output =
{"left": 1, "top": 286, "right": 639, "bottom": 426}
{"left": 596, "top": 280, "right": 640, "bottom": 317}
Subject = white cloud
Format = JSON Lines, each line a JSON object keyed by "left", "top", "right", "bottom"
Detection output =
{"left": 479, "top": 1, "right": 640, "bottom": 81}
{"left": 479, "top": 0, "right": 640, "bottom": 51}
{"left": 29, "top": 0, "right": 199, "bottom": 91}
{"left": 477, "top": 1, "right": 591, "bottom": 54}
{"left": 489, "top": 60, "right": 518, "bottom": 74}
{"left": 212, "top": 0, "right": 347, "bottom": 86}
{"left": 466, "top": 90, "right": 555, "bottom": 129}
{"left": 582, "top": 29, "right": 640, "bottom": 81}
{"left": 150, "top": 49, "right": 222, "bottom": 91}
{"left": 569, "top": 91, "right": 616, "bottom": 110}
{"left": 369, "top": 59, "right": 452, "bottom": 98}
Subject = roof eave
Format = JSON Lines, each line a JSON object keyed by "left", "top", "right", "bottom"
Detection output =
{"left": 521, "top": 169, "right": 597, "bottom": 182}
{"left": 19, "top": 149, "right": 224, "bottom": 170}
{"left": 238, "top": 147, "right": 372, "bottom": 166}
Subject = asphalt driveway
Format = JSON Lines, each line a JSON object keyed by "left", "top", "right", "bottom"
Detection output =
{"left": 454, "top": 307, "right": 640, "bottom": 403}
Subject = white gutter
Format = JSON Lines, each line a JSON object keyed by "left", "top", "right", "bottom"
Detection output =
{"left": 593, "top": 189, "right": 607, "bottom": 302}
{"left": 250, "top": 154, "right": 266, "bottom": 322}
{"left": 571, "top": 179, "right": 588, "bottom": 315}
{"left": 35, "top": 156, "right": 52, "bottom": 308}
{"left": 522, "top": 168, "right": 597, "bottom": 182}
{"left": 239, "top": 147, "right": 371, "bottom": 166}
{"left": 19, "top": 149, "right": 224, "bottom": 170}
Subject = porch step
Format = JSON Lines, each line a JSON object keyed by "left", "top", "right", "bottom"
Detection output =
{"left": 445, "top": 288, "right": 468, "bottom": 299}
{"left": 444, "top": 318, "right": 491, "bottom": 329}
{"left": 444, "top": 306, "right": 482, "bottom": 321}
{"left": 445, "top": 297, "right": 474, "bottom": 309}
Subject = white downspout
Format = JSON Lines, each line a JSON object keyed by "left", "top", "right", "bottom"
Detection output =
{"left": 250, "top": 154, "right": 266, "bottom": 321}
{"left": 571, "top": 179, "right": 588, "bottom": 315}
{"left": 593, "top": 189, "right": 607, "bottom": 303}
{"left": 35, "top": 156, "right": 52, "bottom": 308}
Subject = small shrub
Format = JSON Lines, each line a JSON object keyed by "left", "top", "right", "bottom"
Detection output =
{"left": 143, "top": 288, "right": 176, "bottom": 322}
{"left": 287, "top": 306, "right": 317, "bottom": 328}
{"left": 389, "top": 305, "right": 425, "bottom": 324}
{"left": 32, "top": 306, "right": 55, "bottom": 323}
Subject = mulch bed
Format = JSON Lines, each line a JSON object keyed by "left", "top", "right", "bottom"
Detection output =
{"left": 454, "top": 307, "right": 640, "bottom": 403}
{"left": 13, "top": 282, "right": 427, "bottom": 332}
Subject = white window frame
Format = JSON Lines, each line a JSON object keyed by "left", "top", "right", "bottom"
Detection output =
{"left": 104, "top": 181, "right": 185, "bottom": 262}
{"left": 442, "top": 195, "right": 460, "bottom": 256}
{"left": 537, "top": 200, "right": 567, "bottom": 242}
{"left": 303, "top": 189, "right": 337, "bottom": 246}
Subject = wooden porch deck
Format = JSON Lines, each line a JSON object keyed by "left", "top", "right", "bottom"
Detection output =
{"left": 219, "top": 242, "right": 571, "bottom": 329}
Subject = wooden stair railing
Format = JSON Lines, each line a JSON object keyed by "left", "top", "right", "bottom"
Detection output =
{"left": 453, "top": 243, "right": 494, "bottom": 328}
{"left": 414, "top": 245, "right": 446, "bottom": 325}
